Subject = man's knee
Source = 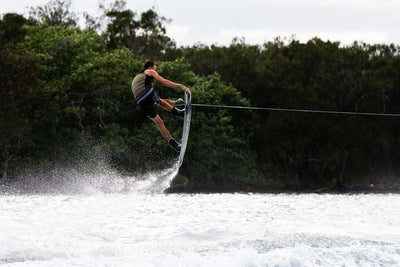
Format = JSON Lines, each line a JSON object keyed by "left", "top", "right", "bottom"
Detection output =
{"left": 151, "top": 115, "right": 164, "bottom": 126}
{"left": 159, "top": 99, "right": 173, "bottom": 111}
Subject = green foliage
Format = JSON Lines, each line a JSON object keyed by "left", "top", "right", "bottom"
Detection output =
{"left": 0, "top": 44, "right": 38, "bottom": 180}
{"left": 104, "top": 8, "right": 139, "bottom": 50}
{"left": 101, "top": 1, "right": 175, "bottom": 57}
{"left": 134, "top": 9, "right": 175, "bottom": 58}
{"left": 0, "top": 13, "right": 28, "bottom": 46}
{"left": 179, "top": 37, "right": 400, "bottom": 190}
{"left": 175, "top": 38, "right": 260, "bottom": 99}
{"left": 174, "top": 73, "right": 258, "bottom": 190}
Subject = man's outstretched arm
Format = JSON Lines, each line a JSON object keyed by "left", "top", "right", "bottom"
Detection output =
{"left": 145, "top": 69, "right": 190, "bottom": 92}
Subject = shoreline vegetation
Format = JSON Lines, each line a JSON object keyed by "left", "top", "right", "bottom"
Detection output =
{"left": 166, "top": 179, "right": 400, "bottom": 194}
{"left": 1, "top": 0, "right": 400, "bottom": 193}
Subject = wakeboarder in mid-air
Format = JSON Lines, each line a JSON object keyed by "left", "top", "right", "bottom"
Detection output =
{"left": 131, "top": 60, "right": 190, "bottom": 152}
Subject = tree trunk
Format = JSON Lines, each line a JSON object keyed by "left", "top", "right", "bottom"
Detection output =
{"left": 2, "top": 158, "right": 9, "bottom": 181}
{"left": 1, "top": 147, "right": 10, "bottom": 181}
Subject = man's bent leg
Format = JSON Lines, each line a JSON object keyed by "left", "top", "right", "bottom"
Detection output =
{"left": 150, "top": 115, "right": 172, "bottom": 141}
{"left": 164, "top": 99, "right": 176, "bottom": 106}
{"left": 158, "top": 99, "right": 173, "bottom": 112}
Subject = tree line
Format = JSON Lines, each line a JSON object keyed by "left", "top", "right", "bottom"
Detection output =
{"left": 1, "top": 0, "right": 400, "bottom": 192}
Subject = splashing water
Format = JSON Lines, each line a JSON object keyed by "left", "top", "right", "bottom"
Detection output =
{"left": 57, "top": 162, "right": 179, "bottom": 194}
{"left": 2, "top": 160, "right": 180, "bottom": 195}
{"left": 122, "top": 163, "right": 179, "bottom": 194}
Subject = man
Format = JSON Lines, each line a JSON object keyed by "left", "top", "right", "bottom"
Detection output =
{"left": 131, "top": 60, "right": 190, "bottom": 152}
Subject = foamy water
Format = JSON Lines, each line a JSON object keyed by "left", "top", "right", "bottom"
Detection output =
{"left": 1, "top": 193, "right": 399, "bottom": 266}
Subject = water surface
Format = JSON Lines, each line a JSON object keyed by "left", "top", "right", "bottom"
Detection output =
{"left": 1, "top": 193, "right": 399, "bottom": 266}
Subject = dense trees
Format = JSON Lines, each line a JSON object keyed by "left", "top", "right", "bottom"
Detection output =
{"left": 176, "top": 38, "right": 400, "bottom": 191}
{"left": 102, "top": 1, "right": 175, "bottom": 57}
{"left": 1, "top": 0, "right": 400, "bottom": 191}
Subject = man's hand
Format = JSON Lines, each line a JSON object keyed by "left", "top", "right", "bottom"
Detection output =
{"left": 181, "top": 86, "right": 190, "bottom": 92}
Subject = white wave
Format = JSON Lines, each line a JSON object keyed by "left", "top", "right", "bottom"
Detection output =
{"left": 1, "top": 193, "right": 399, "bottom": 266}
{"left": 1, "top": 245, "right": 399, "bottom": 267}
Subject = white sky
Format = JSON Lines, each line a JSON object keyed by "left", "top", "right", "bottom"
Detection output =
{"left": 1, "top": 0, "right": 400, "bottom": 47}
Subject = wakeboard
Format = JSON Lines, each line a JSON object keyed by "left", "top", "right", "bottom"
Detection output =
{"left": 178, "top": 91, "right": 191, "bottom": 168}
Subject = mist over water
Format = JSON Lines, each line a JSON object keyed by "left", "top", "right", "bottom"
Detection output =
{"left": 2, "top": 163, "right": 178, "bottom": 195}
{"left": 1, "top": 141, "right": 179, "bottom": 195}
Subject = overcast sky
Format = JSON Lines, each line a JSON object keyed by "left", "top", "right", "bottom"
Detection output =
{"left": 2, "top": 0, "right": 400, "bottom": 47}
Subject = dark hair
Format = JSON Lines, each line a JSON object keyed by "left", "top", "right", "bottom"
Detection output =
{"left": 144, "top": 60, "right": 156, "bottom": 69}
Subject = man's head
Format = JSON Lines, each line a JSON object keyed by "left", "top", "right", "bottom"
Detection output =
{"left": 144, "top": 60, "right": 156, "bottom": 70}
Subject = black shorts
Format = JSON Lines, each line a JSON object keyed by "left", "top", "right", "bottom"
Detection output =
{"left": 137, "top": 89, "right": 160, "bottom": 118}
